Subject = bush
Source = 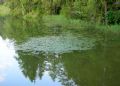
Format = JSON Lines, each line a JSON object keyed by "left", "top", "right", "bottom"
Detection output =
{"left": 107, "top": 10, "right": 120, "bottom": 24}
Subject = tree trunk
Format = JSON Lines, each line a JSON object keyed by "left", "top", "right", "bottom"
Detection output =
{"left": 104, "top": 0, "right": 108, "bottom": 25}
{"left": 50, "top": 0, "right": 53, "bottom": 14}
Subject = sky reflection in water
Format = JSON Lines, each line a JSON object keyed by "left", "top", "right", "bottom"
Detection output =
{"left": 0, "top": 36, "right": 72, "bottom": 86}
{"left": 0, "top": 17, "right": 120, "bottom": 86}
{"left": 0, "top": 36, "right": 17, "bottom": 82}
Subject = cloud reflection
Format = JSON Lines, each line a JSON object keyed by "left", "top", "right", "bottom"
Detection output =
{"left": 0, "top": 36, "right": 18, "bottom": 82}
{"left": 0, "top": 75, "right": 5, "bottom": 82}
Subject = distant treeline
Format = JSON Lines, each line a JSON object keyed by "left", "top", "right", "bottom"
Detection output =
{"left": 5, "top": 0, "right": 120, "bottom": 24}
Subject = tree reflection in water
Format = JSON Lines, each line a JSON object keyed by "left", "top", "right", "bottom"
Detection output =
{"left": 1, "top": 18, "right": 120, "bottom": 86}
{"left": 15, "top": 32, "right": 95, "bottom": 86}
{"left": 16, "top": 40, "right": 120, "bottom": 86}
{"left": 16, "top": 51, "right": 77, "bottom": 86}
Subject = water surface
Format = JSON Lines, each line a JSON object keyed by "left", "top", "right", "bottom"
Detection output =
{"left": 0, "top": 18, "right": 120, "bottom": 86}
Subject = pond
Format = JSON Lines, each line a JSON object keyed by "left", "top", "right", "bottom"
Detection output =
{"left": 0, "top": 18, "right": 120, "bottom": 86}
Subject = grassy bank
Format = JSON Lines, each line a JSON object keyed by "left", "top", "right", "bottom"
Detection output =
{"left": 43, "top": 15, "right": 120, "bottom": 33}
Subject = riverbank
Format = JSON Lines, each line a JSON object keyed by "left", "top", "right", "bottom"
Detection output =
{"left": 43, "top": 15, "right": 120, "bottom": 37}
{"left": 0, "top": 9, "right": 120, "bottom": 40}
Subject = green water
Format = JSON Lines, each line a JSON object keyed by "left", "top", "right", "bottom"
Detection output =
{"left": 0, "top": 18, "right": 120, "bottom": 86}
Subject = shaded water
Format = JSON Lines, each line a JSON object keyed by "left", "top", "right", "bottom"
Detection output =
{"left": 0, "top": 18, "right": 120, "bottom": 86}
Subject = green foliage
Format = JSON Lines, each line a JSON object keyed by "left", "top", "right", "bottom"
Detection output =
{"left": 2, "top": 0, "right": 120, "bottom": 24}
{"left": 0, "top": 5, "right": 10, "bottom": 16}
{"left": 107, "top": 10, "right": 120, "bottom": 24}
{"left": 6, "top": 0, "right": 42, "bottom": 18}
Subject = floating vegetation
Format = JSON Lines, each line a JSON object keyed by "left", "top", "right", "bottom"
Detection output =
{"left": 17, "top": 33, "right": 96, "bottom": 55}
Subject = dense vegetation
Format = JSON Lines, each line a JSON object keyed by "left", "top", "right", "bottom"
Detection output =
{"left": 2, "top": 0, "right": 119, "bottom": 25}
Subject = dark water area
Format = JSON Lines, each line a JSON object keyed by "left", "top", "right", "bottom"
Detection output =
{"left": 0, "top": 18, "right": 120, "bottom": 86}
